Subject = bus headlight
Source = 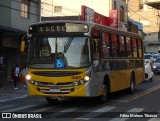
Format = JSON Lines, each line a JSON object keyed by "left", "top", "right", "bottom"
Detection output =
{"left": 26, "top": 74, "right": 31, "bottom": 80}
{"left": 72, "top": 74, "right": 91, "bottom": 86}
{"left": 84, "top": 76, "right": 90, "bottom": 81}
{"left": 79, "top": 80, "right": 85, "bottom": 84}
{"left": 29, "top": 80, "right": 39, "bottom": 86}
{"left": 153, "top": 66, "right": 156, "bottom": 69}
{"left": 72, "top": 81, "right": 78, "bottom": 86}
{"left": 84, "top": 73, "right": 91, "bottom": 81}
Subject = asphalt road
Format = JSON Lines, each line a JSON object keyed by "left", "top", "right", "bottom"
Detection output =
{"left": 0, "top": 75, "right": 160, "bottom": 121}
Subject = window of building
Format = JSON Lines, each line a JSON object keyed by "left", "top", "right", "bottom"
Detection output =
{"left": 54, "top": 6, "right": 62, "bottom": 12}
{"left": 139, "top": 4, "right": 143, "bottom": 10}
{"left": 140, "top": 20, "right": 150, "bottom": 27}
{"left": 120, "top": 6, "right": 125, "bottom": 22}
{"left": 139, "top": 0, "right": 144, "bottom": 10}
{"left": 21, "top": 0, "right": 29, "bottom": 18}
{"left": 114, "top": 1, "right": 117, "bottom": 9}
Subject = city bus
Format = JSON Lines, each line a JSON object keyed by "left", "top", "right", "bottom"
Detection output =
{"left": 23, "top": 20, "right": 145, "bottom": 103}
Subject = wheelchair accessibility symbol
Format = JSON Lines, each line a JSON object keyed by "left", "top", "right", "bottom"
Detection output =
{"left": 56, "top": 59, "right": 64, "bottom": 68}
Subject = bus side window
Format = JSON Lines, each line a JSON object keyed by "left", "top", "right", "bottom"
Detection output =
{"left": 111, "top": 34, "right": 118, "bottom": 57}
{"left": 119, "top": 36, "right": 126, "bottom": 57}
{"left": 132, "top": 38, "right": 138, "bottom": 57}
{"left": 102, "top": 32, "right": 111, "bottom": 58}
{"left": 126, "top": 37, "right": 132, "bottom": 57}
{"left": 91, "top": 29, "right": 100, "bottom": 60}
{"left": 93, "top": 39, "right": 100, "bottom": 60}
{"left": 138, "top": 39, "right": 142, "bottom": 57}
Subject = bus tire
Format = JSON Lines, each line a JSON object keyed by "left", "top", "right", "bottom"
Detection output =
{"left": 46, "top": 97, "right": 58, "bottom": 104}
{"left": 150, "top": 77, "right": 153, "bottom": 82}
{"left": 129, "top": 74, "right": 135, "bottom": 93}
{"left": 98, "top": 83, "right": 109, "bottom": 103}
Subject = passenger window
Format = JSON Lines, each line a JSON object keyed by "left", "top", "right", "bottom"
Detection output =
{"left": 138, "top": 39, "right": 142, "bottom": 57}
{"left": 126, "top": 37, "right": 132, "bottom": 57}
{"left": 132, "top": 38, "right": 138, "bottom": 57}
{"left": 91, "top": 29, "right": 100, "bottom": 60}
{"left": 119, "top": 36, "right": 126, "bottom": 57}
{"left": 111, "top": 34, "right": 118, "bottom": 57}
{"left": 102, "top": 32, "right": 111, "bottom": 58}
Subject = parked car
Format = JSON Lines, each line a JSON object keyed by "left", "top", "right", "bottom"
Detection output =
{"left": 153, "top": 57, "right": 160, "bottom": 74}
{"left": 145, "top": 62, "right": 154, "bottom": 81}
{"left": 144, "top": 54, "right": 152, "bottom": 63}
{"left": 152, "top": 54, "right": 160, "bottom": 61}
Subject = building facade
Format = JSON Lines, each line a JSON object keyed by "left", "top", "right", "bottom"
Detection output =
{"left": 127, "top": 0, "right": 160, "bottom": 52}
{"left": 0, "top": 0, "right": 41, "bottom": 81}
{"left": 41, "top": 0, "right": 128, "bottom": 30}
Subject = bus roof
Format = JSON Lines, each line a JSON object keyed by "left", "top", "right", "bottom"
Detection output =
{"left": 29, "top": 20, "right": 142, "bottom": 39}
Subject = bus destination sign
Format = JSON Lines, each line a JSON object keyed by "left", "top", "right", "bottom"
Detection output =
{"left": 39, "top": 25, "right": 66, "bottom": 32}
{"left": 29, "top": 23, "right": 88, "bottom": 34}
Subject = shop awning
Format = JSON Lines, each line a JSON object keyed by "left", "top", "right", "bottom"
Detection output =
{"left": 0, "top": 25, "right": 25, "bottom": 33}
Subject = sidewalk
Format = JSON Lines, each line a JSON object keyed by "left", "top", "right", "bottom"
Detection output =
{"left": 0, "top": 81, "right": 27, "bottom": 103}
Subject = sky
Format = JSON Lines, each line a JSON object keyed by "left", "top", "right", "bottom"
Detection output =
{"left": 41, "top": 0, "right": 111, "bottom": 17}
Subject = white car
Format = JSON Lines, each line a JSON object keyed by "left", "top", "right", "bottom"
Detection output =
{"left": 145, "top": 63, "right": 154, "bottom": 81}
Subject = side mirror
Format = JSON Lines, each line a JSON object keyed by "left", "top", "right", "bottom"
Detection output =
{"left": 20, "top": 35, "right": 27, "bottom": 53}
{"left": 20, "top": 40, "right": 25, "bottom": 53}
{"left": 93, "top": 60, "right": 99, "bottom": 68}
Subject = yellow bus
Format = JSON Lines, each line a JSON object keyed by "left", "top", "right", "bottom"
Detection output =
{"left": 24, "top": 20, "right": 145, "bottom": 103}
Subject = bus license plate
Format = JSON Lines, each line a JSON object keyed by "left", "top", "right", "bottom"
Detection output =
{"left": 50, "top": 88, "right": 60, "bottom": 92}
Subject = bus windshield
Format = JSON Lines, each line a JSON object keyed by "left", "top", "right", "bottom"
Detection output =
{"left": 28, "top": 36, "right": 91, "bottom": 69}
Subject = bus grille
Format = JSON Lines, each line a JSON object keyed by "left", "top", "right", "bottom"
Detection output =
{"left": 31, "top": 71, "right": 82, "bottom": 77}
{"left": 37, "top": 82, "right": 75, "bottom": 87}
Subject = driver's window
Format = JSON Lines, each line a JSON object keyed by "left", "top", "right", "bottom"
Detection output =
{"left": 40, "top": 38, "right": 51, "bottom": 57}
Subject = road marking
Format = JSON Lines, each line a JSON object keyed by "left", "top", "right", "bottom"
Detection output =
{"left": 0, "top": 95, "right": 27, "bottom": 103}
{"left": 45, "top": 107, "right": 78, "bottom": 118}
{"left": 109, "top": 108, "right": 144, "bottom": 121}
{"left": 126, "top": 84, "right": 160, "bottom": 102}
{"left": 2, "top": 105, "right": 36, "bottom": 112}
{"left": 76, "top": 106, "right": 116, "bottom": 120}
{"left": 0, "top": 105, "right": 14, "bottom": 110}
{"left": 59, "top": 107, "right": 78, "bottom": 112}
{"left": 31, "top": 107, "right": 54, "bottom": 112}
{"left": 148, "top": 111, "right": 160, "bottom": 121}
{"left": 114, "top": 83, "right": 160, "bottom": 102}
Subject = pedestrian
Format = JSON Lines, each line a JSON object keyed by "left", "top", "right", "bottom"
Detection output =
{"left": 19, "top": 64, "right": 28, "bottom": 89}
{"left": 11, "top": 67, "right": 15, "bottom": 81}
{"left": 13, "top": 63, "right": 20, "bottom": 90}
{"left": 150, "top": 57, "right": 154, "bottom": 71}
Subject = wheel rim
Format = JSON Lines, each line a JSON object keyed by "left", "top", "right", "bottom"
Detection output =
{"left": 102, "top": 85, "right": 107, "bottom": 99}
{"left": 131, "top": 80, "right": 134, "bottom": 91}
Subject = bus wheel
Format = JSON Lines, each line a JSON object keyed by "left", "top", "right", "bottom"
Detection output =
{"left": 129, "top": 74, "right": 135, "bottom": 93}
{"left": 45, "top": 97, "right": 58, "bottom": 104}
{"left": 99, "top": 84, "right": 108, "bottom": 103}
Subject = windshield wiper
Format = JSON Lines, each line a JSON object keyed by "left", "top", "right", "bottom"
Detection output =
{"left": 64, "top": 37, "right": 74, "bottom": 53}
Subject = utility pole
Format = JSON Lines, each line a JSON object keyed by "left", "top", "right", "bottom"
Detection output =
{"left": 158, "top": 13, "right": 160, "bottom": 43}
{"left": 157, "top": 11, "right": 160, "bottom": 43}
{"left": 52, "top": 0, "right": 53, "bottom": 16}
